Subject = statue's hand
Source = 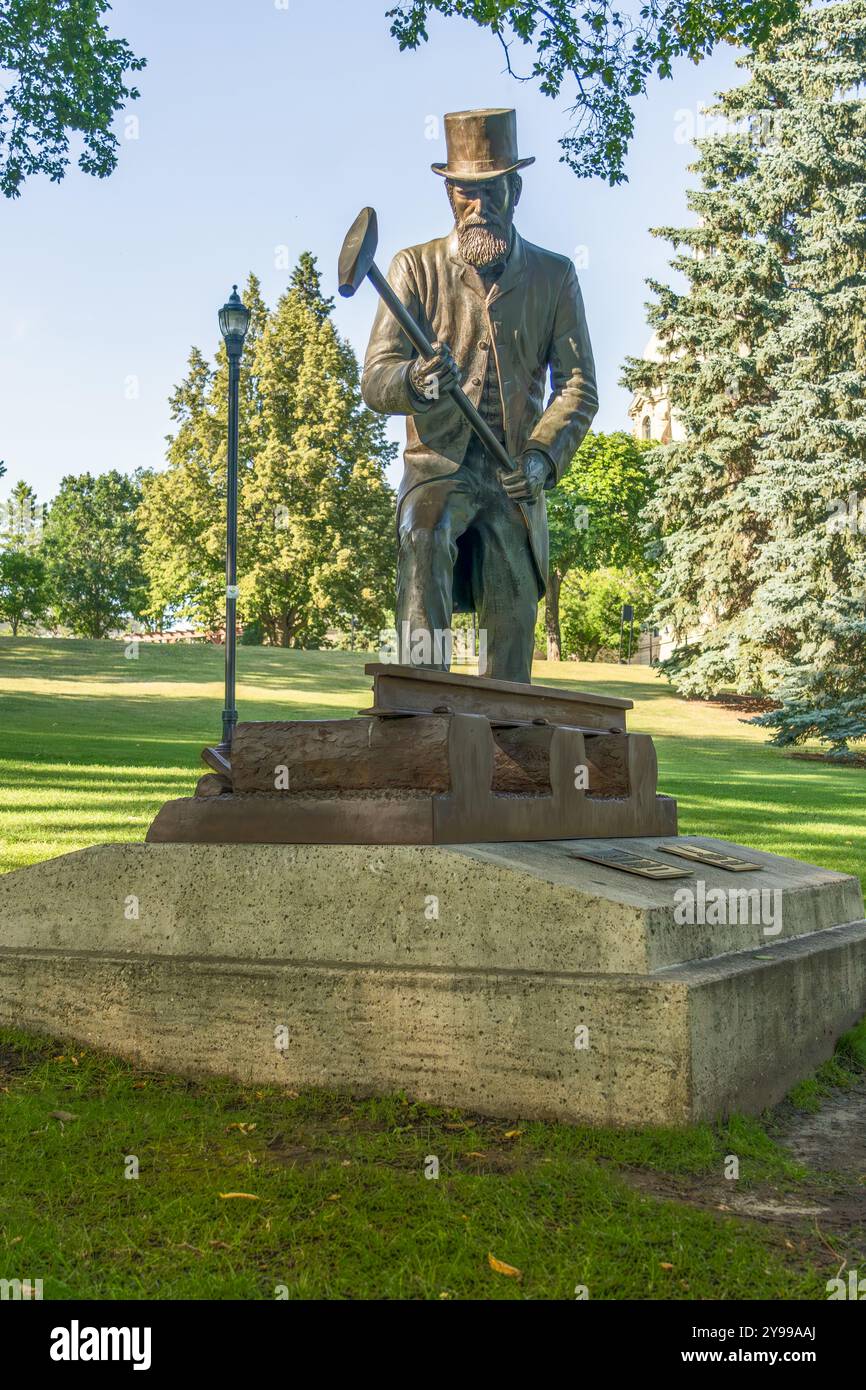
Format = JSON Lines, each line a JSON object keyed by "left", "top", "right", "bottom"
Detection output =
{"left": 409, "top": 341, "right": 459, "bottom": 402}
{"left": 501, "top": 450, "right": 553, "bottom": 503}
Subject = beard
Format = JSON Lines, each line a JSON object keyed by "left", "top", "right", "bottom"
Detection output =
{"left": 456, "top": 219, "right": 510, "bottom": 268}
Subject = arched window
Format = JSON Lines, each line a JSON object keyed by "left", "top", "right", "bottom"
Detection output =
{"left": 641, "top": 415, "right": 652, "bottom": 441}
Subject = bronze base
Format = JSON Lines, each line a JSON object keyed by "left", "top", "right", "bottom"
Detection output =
{"left": 146, "top": 665, "right": 676, "bottom": 847}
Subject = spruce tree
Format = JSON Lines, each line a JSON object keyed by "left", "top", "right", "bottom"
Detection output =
{"left": 748, "top": 1, "right": 866, "bottom": 757}
{"left": 621, "top": 0, "right": 866, "bottom": 760}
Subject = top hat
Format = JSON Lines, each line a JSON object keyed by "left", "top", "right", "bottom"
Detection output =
{"left": 431, "top": 108, "right": 535, "bottom": 182}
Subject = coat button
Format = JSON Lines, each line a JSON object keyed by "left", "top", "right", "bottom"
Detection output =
{"left": 478, "top": 339, "right": 490, "bottom": 350}
{"left": 471, "top": 377, "right": 481, "bottom": 387}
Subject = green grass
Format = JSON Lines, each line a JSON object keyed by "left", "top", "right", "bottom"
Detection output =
{"left": 2, "top": 637, "right": 865, "bottom": 886}
{"left": 1, "top": 636, "right": 864, "bottom": 1299}
{"left": 0, "top": 1030, "right": 833, "bottom": 1301}
{"left": 787, "top": 1020, "right": 866, "bottom": 1112}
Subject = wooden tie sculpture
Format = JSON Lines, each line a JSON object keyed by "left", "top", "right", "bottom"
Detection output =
{"left": 146, "top": 664, "right": 676, "bottom": 845}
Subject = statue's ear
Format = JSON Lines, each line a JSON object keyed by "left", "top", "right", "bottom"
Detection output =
{"left": 511, "top": 173, "right": 523, "bottom": 209}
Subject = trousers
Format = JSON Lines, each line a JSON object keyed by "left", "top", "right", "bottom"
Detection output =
{"left": 395, "top": 438, "right": 538, "bottom": 683}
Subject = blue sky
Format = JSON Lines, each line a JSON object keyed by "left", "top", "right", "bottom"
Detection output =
{"left": 0, "top": 0, "right": 742, "bottom": 503}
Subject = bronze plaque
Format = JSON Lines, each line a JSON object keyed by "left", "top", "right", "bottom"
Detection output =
{"left": 569, "top": 847, "right": 693, "bottom": 880}
{"left": 656, "top": 843, "right": 763, "bottom": 872}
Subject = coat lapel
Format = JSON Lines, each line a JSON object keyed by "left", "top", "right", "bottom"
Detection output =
{"left": 487, "top": 231, "right": 526, "bottom": 304}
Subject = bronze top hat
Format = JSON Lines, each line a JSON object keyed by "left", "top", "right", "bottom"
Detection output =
{"left": 432, "top": 107, "right": 535, "bottom": 182}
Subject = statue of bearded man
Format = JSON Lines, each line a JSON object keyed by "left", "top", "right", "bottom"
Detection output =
{"left": 361, "top": 107, "right": 598, "bottom": 684}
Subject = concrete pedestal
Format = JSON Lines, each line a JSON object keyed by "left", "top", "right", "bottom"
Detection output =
{"left": 1, "top": 836, "right": 864, "bottom": 1126}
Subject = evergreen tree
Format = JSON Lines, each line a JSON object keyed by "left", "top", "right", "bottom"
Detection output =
{"left": 139, "top": 258, "right": 396, "bottom": 647}
{"left": 1, "top": 479, "right": 44, "bottom": 548}
{"left": 621, "top": 0, "right": 866, "bottom": 759}
{"left": 748, "top": 2, "right": 866, "bottom": 757}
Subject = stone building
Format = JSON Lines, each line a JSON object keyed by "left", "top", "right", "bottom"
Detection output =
{"left": 626, "top": 332, "right": 686, "bottom": 445}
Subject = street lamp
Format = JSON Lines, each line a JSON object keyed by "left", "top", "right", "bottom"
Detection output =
{"left": 217, "top": 284, "right": 250, "bottom": 754}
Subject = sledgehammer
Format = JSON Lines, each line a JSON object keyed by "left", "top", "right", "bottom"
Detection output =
{"left": 337, "top": 206, "right": 515, "bottom": 474}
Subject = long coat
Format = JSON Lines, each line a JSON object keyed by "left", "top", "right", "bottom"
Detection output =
{"left": 361, "top": 227, "right": 598, "bottom": 596}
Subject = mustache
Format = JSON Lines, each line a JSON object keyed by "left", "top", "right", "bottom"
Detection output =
{"left": 460, "top": 213, "right": 502, "bottom": 228}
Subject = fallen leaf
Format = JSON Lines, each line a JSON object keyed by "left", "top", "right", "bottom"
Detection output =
{"left": 225, "top": 1122, "right": 257, "bottom": 1135}
{"left": 444, "top": 1122, "right": 468, "bottom": 1131}
{"left": 218, "top": 1192, "right": 259, "bottom": 1201}
{"left": 49, "top": 1111, "right": 77, "bottom": 1123}
{"left": 465, "top": 1151, "right": 486, "bottom": 1158}
{"left": 132, "top": 1082, "right": 148, "bottom": 1090}
{"left": 488, "top": 1252, "right": 522, "bottom": 1279}
{"left": 439, "top": 1291, "right": 452, "bottom": 1300}
{"left": 326, "top": 1193, "right": 340, "bottom": 1201}
{"left": 503, "top": 1129, "right": 523, "bottom": 1140}
{"left": 660, "top": 1262, "right": 674, "bottom": 1271}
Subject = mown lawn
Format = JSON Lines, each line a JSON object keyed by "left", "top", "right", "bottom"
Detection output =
{"left": 0, "top": 637, "right": 864, "bottom": 1300}
{"left": 1, "top": 637, "right": 864, "bottom": 883}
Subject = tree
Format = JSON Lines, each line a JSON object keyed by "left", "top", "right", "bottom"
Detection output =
{"left": 387, "top": 0, "right": 800, "bottom": 184}
{"left": 544, "top": 431, "right": 654, "bottom": 659}
{"left": 1, "top": 478, "right": 44, "bottom": 547}
{"left": 42, "top": 470, "right": 150, "bottom": 637}
{"left": 0, "top": 548, "right": 47, "bottom": 634}
{"left": 621, "top": 0, "right": 866, "bottom": 760}
{"left": 139, "top": 258, "right": 397, "bottom": 647}
{"left": 559, "top": 565, "right": 655, "bottom": 661}
{"left": 0, "top": 0, "right": 145, "bottom": 199}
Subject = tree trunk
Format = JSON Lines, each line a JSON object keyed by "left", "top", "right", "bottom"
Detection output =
{"left": 10, "top": 615, "right": 19, "bottom": 637}
{"left": 545, "top": 571, "right": 562, "bottom": 661}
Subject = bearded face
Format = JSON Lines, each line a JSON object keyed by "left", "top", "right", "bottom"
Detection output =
{"left": 446, "top": 173, "right": 520, "bottom": 269}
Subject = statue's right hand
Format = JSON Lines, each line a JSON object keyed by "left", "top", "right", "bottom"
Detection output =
{"left": 409, "top": 341, "right": 459, "bottom": 402}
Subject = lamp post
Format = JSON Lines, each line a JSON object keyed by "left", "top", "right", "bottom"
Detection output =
{"left": 217, "top": 285, "right": 250, "bottom": 754}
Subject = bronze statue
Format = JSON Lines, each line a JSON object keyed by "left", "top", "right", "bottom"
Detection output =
{"left": 360, "top": 107, "right": 598, "bottom": 684}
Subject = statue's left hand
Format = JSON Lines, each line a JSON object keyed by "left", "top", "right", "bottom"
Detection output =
{"left": 501, "top": 450, "right": 553, "bottom": 503}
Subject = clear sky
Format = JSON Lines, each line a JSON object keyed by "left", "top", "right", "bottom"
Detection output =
{"left": 0, "top": 0, "right": 742, "bottom": 504}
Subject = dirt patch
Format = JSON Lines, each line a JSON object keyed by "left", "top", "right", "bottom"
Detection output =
{"left": 617, "top": 1166, "right": 864, "bottom": 1270}
{"left": 0, "top": 1042, "right": 30, "bottom": 1084}
{"left": 787, "top": 751, "right": 866, "bottom": 769}
{"left": 263, "top": 1129, "right": 525, "bottom": 1176}
{"left": 775, "top": 1079, "right": 866, "bottom": 1177}
{"left": 697, "top": 694, "right": 781, "bottom": 714}
{"left": 614, "top": 1083, "right": 866, "bottom": 1269}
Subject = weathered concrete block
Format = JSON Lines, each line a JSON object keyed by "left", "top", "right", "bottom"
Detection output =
{"left": 0, "top": 837, "right": 864, "bottom": 1126}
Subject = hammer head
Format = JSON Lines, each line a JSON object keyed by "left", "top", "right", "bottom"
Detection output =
{"left": 338, "top": 207, "right": 378, "bottom": 298}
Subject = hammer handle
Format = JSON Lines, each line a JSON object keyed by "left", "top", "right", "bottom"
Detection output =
{"left": 368, "top": 262, "right": 515, "bottom": 474}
